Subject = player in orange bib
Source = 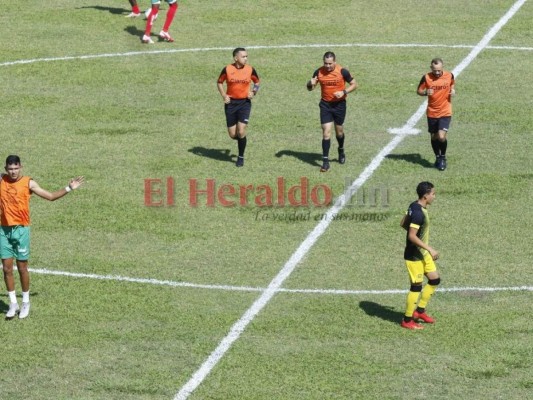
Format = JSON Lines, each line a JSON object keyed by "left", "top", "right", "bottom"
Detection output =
{"left": 417, "top": 58, "right": 456, "bottom": 171}
{"left": 217, "top": 48, "right": 260, "bottom": 167}
{"left": 307, "top": 51, "right": 358, "bottom": 172}
{"left": 0, "top": 155, "right": 84, "bottom": 319}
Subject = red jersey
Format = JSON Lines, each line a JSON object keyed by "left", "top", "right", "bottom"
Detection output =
{"left": 217, "top": 64, "right": 260, "bottom": 100}
{"left": 0, "top": 175, "right": 32, "bottom": 226}
{"left": 418, "top": 71, "right": 455, "bottom": 118}
{"left": 313, "top": 64, "right": 353, "bottom": 102}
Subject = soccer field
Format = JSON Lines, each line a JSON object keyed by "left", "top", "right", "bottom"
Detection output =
{"left": 1, "top": 1, "right": 532, "bottom": 399}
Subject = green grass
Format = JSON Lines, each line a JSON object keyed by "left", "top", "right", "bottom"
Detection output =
{"left": 0, "top": 0, "right": 532, "bottom": 399}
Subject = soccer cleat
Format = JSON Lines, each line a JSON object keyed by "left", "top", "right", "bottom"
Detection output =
{"left": 438, "top": 157, "right": 447, "bottom": 171}
{"left": 19, "top": 302, "right": 30, "bottom": 319}
{"left": 142, "top": 35, "right": 154, "bottom": 44}
{"left": 159, "top": 30, "right": 174, "bottom": 42}
{"left": 125, "top": 12, "right": 141, "bottom": 18}
{"left": 413, "top": 310, "right": 435, "bottom": 323}
{"left": 434, "top": 156, "right": 440, "bottom": 168}
{"left": 338, "top": 148, "right": 346, "bottom": 164}
{"left": 6, "top": 302, "right": 19, "bottom": 319}
{"left": 401, "top": 319, "right": 424, "bottom": 330}
{"left": 236, "top": 156, "right": 244, "bottom": 167}
{"left": 320, "top": 160, "right": 330, "bottom": 172}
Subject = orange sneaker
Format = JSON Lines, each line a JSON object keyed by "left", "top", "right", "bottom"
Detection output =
{"left": 401, "top": 319, "right": 424, "bottom": 330}
{"left": 413, "top": 311, "right": 435, "bottom": 324}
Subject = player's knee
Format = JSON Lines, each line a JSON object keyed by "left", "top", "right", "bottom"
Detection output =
{"left": 428, "top": 278, "right": 441, "bottom": 286}
{"left": 410, "top": 284, "right": 423, "bottom": 292}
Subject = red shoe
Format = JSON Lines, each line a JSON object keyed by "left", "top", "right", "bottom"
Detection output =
{"left": 413, "top": 311, "right": 435, "bottom": 324}
{"left": 401, "top": 320, "right": 424, "bottom": 330}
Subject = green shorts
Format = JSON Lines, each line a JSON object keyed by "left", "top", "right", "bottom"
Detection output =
{"left": 0, "top": 226, "right": 31, "bottom": 260}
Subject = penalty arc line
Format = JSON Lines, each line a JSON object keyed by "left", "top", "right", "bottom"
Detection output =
{"left": 174, "top": 1, "right": 529, "bottom": 398}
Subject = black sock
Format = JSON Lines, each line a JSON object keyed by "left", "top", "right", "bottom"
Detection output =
{"left": 431, "top": 139, "right": 440, "bottom": 156}
{"left": 237, "top": 136, "right": 247, "bottom": 157}
{"left": 337, "top": 135, "right": 345, "bottom": 151}
{"left": 322, "top": 139, "right": 331, "bottom": 158}
{"left": 440, "top": 139, "right": 447, "bottom": 157}
{"left": 416, "top": 307, "right": 425, "bottom": 314}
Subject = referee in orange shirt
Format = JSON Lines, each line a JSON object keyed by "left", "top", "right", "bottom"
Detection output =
{"left": 417, "top": 58, "right": 456, "bottom": 171}
{"left": 307, "top": 51, "right": 358, "bottom": 172}
{"left": 217, "top": 48, "right": 260, "bottom": 167}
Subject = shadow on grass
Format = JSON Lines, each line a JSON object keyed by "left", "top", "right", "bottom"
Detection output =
{"left": 386, "top": 153, "right": 434, "bottom": 168}
{"left": 124, "top": 25, "right": 144, "bottom": 39}
{"left": 275, "top": 150, "right": 323, "bottom": 167}
{"left": 189, "top": 147, "right": 235, "bottom": 163}
{"left": 77, "top": 6, "right": 128, "bottom": 15}
{"left": 359, "top": 301, "right": 403, "bottom": 324}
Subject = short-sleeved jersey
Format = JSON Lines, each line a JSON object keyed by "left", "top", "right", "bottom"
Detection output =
{"left": 313, "top": 64, "right": 353, "bottom": 102}
{"left": 0, "top": 175, "right": 32, "bottom": 226}
{"left": 418, "top": 71, "right": 455, "bottom": 118}
{"left": 403, "top": 201, "right": 430, "bottom": 261}
{"left": 217, "top": 64, "right": 260, "bottom": 100}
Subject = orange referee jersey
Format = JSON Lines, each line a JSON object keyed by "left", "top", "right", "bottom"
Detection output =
{"left": 314, "top": 64, "right": 353, "bottom": 102}
{"left": 0, "top": 175, "right": 32, "bottom": 226}
{"left": 217, "top": 64, "right": 260, "bottom": 100}
{"left": 419, "top": 71, "right": 455, "bottom": 118}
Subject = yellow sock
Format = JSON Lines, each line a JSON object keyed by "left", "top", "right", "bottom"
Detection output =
{"left": 405, "top": 291, "right": 420, "bottom": 317}
{"left": 418, "top": 284, "right": 437, "bottom": 309}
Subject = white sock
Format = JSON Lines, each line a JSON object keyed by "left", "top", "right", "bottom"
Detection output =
{"left": 8, "top": 290, "right": 17, "bottom": 304}
{"left": 22, "top": 291, "right": 30, "bottom": 303}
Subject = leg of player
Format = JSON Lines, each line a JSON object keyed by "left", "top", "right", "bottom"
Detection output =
{"left": 159, "top": 1, "right": 178, "bottom": 42}
{"left": 17, "top": 260, "right": 31, "bottom": 319}
{"left": 320, "top": 123, "right": 333, "bottom": 172}
{"left": 335, "top": 124, "right": 346, "bottom": 164}
{"left": 3, "top": 258, "right": 20, "bottom": 319}
{"left": 235, "top": 122, "right": 247, "bottom": 167}
{"left": 142, "top": 4, "right": 160, "bottom": 44}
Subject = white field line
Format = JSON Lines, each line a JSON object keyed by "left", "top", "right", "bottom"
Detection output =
{"left": 29, "top": 268, "right": 533, "bottom": 295}
{"left": 0, "top": 43, "right": 532, "bottom": 68}
{"left": 174, "top": 1, "right": 529, "bottom": 398}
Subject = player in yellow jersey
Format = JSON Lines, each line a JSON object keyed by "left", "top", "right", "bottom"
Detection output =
{"left": 400, "top": 181, "right": 440, "bottom": 330}
{"left": 1, "top": 155, "right": 84, "bottom": 319}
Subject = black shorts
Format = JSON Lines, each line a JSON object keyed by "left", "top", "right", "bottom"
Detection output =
{"left": 427, "top": 116, "right": 452, "bottom": 134}
{"left": 319, "top": 99, "right": 347, "bottom": 125}
{"left": 225, "top": 99, "right": 252, "bottom": 127}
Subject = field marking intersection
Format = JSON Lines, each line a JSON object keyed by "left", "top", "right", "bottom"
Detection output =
{"left": 174, "top": 1, "right": 529, "bottom": 398}
{"left": 3, "top": 0, "right": 528, "bottom": 398}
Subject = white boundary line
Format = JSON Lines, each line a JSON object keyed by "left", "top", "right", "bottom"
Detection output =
{"left": 174, "top": 1, "right": 529, "bottom": 398}
{"left": 29, "top": 268, "right": 533, "bottom": 295}
{"left": 0, "top": 43, "right": 532, "bottom": 68}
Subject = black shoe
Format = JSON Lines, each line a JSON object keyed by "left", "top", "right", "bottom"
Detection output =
{"left": 320, "top": 160, "right": 330, "bottom": 172}
{"left": 434, "top": 156, "right": 440, "bottom": 168}
{"left": 438, "top": 156, "right": 447, "bottom": 171}
{"left": 338, "top": 149, "right": 346, "bottom": 164}
{"left": 236, "top": 156, "right": 244, "bottom": 167}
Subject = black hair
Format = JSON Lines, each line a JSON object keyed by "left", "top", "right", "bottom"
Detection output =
{"left": 5, "top": 155, "right": 21, "bottom": 166}
{"left": 431, "top": 57, "right": 443, "bottom": 65}
{"left": 323, "top": 51, "right": 336, "bottom": 61}
{"left": 233, "top": 47, "right": 246, "bottom": 57}
{"left": 416, "top": 181, "right": 434, "bottom": 199}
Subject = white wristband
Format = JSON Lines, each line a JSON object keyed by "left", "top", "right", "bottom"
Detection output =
{"left": 65, "top": 185, "right": 72, "bottom": 193}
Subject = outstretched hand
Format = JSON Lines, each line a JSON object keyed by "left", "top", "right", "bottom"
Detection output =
{"left": 69, "top": 176, "right": 85, "bottom": 190}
